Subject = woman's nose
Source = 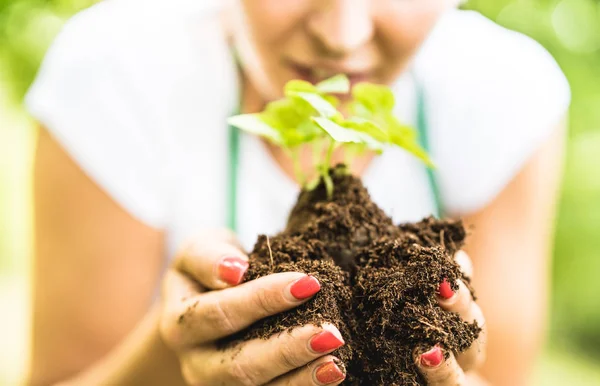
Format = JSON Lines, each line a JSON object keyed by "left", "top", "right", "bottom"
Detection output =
{"left": 306, "top": 0, "right": 374, "bottom": 57}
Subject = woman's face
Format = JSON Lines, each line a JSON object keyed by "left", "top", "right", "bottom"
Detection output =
{"left": 230, "top": 0, "right": 454, "bottom": 101}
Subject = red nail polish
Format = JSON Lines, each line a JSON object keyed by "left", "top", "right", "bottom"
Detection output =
{"left": 420, "top": 345, "right": 443, "bottom": 368}
{"left": 218, "top": 256, "right": 249, "bottom": 285}
{"left": 439, "top": 278, "right": 454, "bottom": 300}
{"left": 290, "top": 276, "right": 321, "bottom": 300}
{"left": 315, "top": 361, "right": 345, "bottom": 384}
{"left": 310, "top": 331, "right": 345, "bottom": 353}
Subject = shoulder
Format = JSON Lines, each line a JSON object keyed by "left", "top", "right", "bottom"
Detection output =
{"left": 415, "top": 9, "right": 570, "bottom": 117}
{"left": 33, "top": 0, "right": 232, "bottom": 83}
{"left": 414, "top": 10, "right": 570, "bottom": 214}
{"left": 25, "top": 0, "right": 238, "bottom": 228}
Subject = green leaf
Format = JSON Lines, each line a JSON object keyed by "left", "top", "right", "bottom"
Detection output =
{"left": 227, "top": 114, "right": 283, "bottom": 145}
{"left": 305, "top": 176, "right": 321, "bottom": 191}
{"left": 286, "top": 120, "right": 322, "bottom": 146}
{"left": 262, "top": 98, "right": 312, "bottom": 130}
{"left": 312, "top": 117, "right": 363, "bottom": 143}
{"left": 344, "top": 117, "right": 389, "bottom": 143}
{"left": 352, "top": 82, "right": 395, "bottom": 112}
{"left": 315, "top": 74, "right": 350, "bottom": 94}
{"left": 259, "top": 98, "right": 325, "bottom": 147}
{"left": 232, "top": 75, "right": 433, "bottom": 194}
{"left": 390, "top": 135, "right": 435, "bottom": 167}
{"left": 384, "top": 113, "right": 417, "bottom": 141}
{"left": 347, "top": 100, "right": 373, "bottom": 119}
{"left": 284, "top": 79, "right": 317, "bottom": 96}
{"left": 312, "top": 117, "right": 383, "bottom": 151}
{"left": 323, "top": 94, "right": 340, "bottom": 108}
{"left": 290, "top": 92, "right": 339, "bottom": 118}
{"left": 295, "top": 119, "right": 322, "bottom": 138}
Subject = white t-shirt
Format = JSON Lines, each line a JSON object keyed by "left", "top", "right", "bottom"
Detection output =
{"left": 25, "top": 0, "right": 571, "bottom": 256}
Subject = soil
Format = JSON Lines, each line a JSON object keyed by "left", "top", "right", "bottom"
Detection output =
{"left": 222, "top": 166, "right": 481, "bottom": 385}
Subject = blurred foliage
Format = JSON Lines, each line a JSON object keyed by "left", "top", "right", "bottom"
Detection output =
{"left": 0, "top": 0, "right": 599, "bottom": 380}
{"left": 0, "top": 0, "right": 99, "bottom": 100}
{"left": 462, "top": 0, "right": 600, "bottom": 360}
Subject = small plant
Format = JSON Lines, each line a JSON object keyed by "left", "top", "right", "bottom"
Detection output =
{"left": 224, "top": 75, "right": 480, "bottom": 385}
{"left": 228, "top": 74, "right": 433, "bottom": 198}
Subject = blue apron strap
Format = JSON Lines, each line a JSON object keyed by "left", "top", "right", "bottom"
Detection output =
{"left": 227, "top": 121, "right": 240, "bottom": 232}
{"left": 415, "top": 81, "right": 443, "bottom": 218}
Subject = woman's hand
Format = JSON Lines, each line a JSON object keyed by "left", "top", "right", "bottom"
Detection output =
{"left": 158, "top": 230, "right": 347, "bottom": 386}
{"left": 415, "top": 251, "right": 489, "bottom": 385}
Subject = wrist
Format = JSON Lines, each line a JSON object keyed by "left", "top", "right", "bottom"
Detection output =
{"left": 60, "top": 304, "right": 186, "bottom": 386}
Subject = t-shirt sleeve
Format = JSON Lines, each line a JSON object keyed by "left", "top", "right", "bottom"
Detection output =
{"left": 416, "top": 11, "right": 571, "bottom": 215}
{"left": 25, "top": 5, "right": 167, "bottom": 228}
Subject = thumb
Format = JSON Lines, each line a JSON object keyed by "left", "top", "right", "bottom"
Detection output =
{"left": 174, "top": 229, "right": 249, "bottom": 290}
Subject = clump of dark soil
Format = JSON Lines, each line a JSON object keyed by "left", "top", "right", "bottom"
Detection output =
{"left": 223, "top": 167, "right": 481, "bottom": 385}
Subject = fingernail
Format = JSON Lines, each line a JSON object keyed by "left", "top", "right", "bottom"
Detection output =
{"left": 420, "top": 345, "right": 444, "bottom": 368}
{"left": 438, "top": 278, "right": 454, "bottom": 300}
{"left": 218, "top": 256, "right": 249, "bottom": 285}
{"left": 315, "top": 360, "right": 345, "bottom": 384}
{"left": 289, "top": 275, "right": 321, "bottom": 300}
{"left": 310, "top": 330, "right": 345, "bottom": 353}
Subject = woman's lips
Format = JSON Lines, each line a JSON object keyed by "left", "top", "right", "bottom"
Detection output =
{"left": 286, "top": 60, "right": 373, "bottom": 85}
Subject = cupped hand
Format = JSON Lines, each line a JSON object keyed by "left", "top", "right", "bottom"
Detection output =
{"left": 158, "top": 230, "right": 347, "bottom": 386}
{"left": 415, "top": 251, "right": 489, "bottom": 386}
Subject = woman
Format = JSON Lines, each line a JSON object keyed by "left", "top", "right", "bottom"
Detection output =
{"left": 26, "top": 0, "right": 570, "bottom": 385}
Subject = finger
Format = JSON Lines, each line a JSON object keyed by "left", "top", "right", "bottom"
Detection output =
{"left": 438, "top": 251, "right": 473, "bottom": 300}
{"left": 456, "top": 317, "right": 487, "bottom": 372}
{"left": 438, "top": 280, "right": 483, "bottom": 325}
{"left": 167, "top": 272, "right": 322, "bottom": 347}
{"left": 159, "top": 268, "right": 207, "bottom": 351}
{"left": 175, "top": 229, "right": 249, "bottom": 290}
{"left": 438, "top": 280, "right": 487, "bottom": 372}
{"left": 454, "top": 250, "right": 473, "bottom": 278}
{"left": 187, "top": 324, "right": 345, "bottom": 386}
{"left": 415, "top": 345, "right": 466, "bottom": 386}
{"left": 269, "top": 356, "right": 346, "bottom": 386}
{"left": 161, "top": 265, "right": 204, "bottom": 304}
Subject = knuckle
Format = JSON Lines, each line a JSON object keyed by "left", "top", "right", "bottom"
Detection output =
{"left": 159, "top": 308, "right": 185, "bottom": 349}
{"left": 228, "top": 359, "right": 260, "bottom": 386}
{"left": 456, "top": 282, "right": 473, "bottom": 312}
{"left": 278, "top": 341, "right": 305, "bottom": 370}
{"left": 456, "top": 346, "right": 479, "bottom": 373}
{"left": 202, "top": 300, "right": 236, "bottom": 336}
{"left": 202, "top": 298, "right": 237, "bottom": 336}
{"left": 461, "top": 347, "right": 486, "bottom": 373}
{"left": 253, "top": 286, "right": 282, "bottom": 316}
{"left": 175, "top": 239, "right": 197, "bottom": 266}
{"left": 180, "top": 353, "right": 213, "bottom": 386}
{"left": 472, "top": 303, "right": 486, "bottom": 327}
{"left": 162, "top": 298, "right": 205, "bottom": 348}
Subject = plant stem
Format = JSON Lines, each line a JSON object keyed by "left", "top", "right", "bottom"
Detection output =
{"left": 290, "top": 148, "right": 305, "bottom": 186}
{"left": 325, "top": 139, "right": 335, "bottom": 168}
{"left": 323, "top": 172, "right": 334, "bottom": 199}
{"left": 322, "top": 139, "right": 336, "bottom": 199}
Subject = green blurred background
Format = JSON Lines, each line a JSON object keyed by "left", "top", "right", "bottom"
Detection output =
{"left": 1, "top": 0, "right": 599, "bottom": 384}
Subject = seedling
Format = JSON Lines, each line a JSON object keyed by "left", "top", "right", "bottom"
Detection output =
{"left": 223, "top": 75, "right": 481, "bottom": 385}
{"left": 227, "top": 74, "right": 433, "bottom": 198}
